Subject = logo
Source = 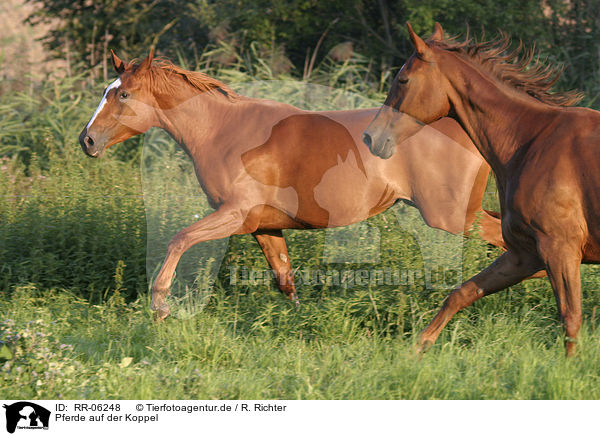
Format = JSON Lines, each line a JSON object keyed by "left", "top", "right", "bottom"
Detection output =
{"left": 3, "top": 402, "right": 50, "bottom": 434}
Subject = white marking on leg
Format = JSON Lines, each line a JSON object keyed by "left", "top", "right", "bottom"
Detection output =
{"left": 279, "top": 253, "right": 288, "bottom": 263}
{"left": 86, "top": 78, "right": 121, "bottom": 130}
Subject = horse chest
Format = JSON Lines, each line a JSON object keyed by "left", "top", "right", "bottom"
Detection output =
{"left": 500, "top": 176, "right": 547, "bottom": 245}
{"left": 190, "top": 159, "right": 234, "bottom": 208}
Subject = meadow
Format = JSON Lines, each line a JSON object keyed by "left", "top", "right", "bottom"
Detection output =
{"left": 2, "top": 63, "right": 600, "bottom": 400}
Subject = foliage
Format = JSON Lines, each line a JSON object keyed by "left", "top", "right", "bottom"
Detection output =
{"left": 0, "top": 153, "right": 146, "bottom": 301}
{"left": 0, "top": 74, "right": 88, "bottom": 163}
{"left": 23, "top": 0, "right": 600, "bottom": 105}
{"left": 3, "top": 1, "right": 599, "bottom": 166}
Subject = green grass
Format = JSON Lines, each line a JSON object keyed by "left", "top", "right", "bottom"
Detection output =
{"left": 3, "top": 281, "right": 600, "bottom": 399}
{"left": 3, "top": 68, "right": 600, "bottom": 400}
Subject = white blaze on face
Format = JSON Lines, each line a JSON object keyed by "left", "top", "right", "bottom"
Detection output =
{"left": 86, "top": 78, "right": 122, "bottom": 130}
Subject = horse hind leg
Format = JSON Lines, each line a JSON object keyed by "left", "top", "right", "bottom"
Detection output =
{"left": 477, "top": 209, "right": 506, "bottom": 249}
{"left": 417, "top": 249, "right": 543, "bottom": 352}
{"left": 253, "top": 229, "right": 299, "bottom": 304}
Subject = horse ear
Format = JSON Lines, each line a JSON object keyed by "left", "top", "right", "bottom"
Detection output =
{"left": 431, "top": 22, "right": 444, "bottom": 41}
{"left": 110, "top": 50, "right": 125, "bottom": 75}
{"left": 137, "top": 48, "right": 154, "bottom": 74}
{"left": 406, "top": 22, "right": 431, "bottom": 59}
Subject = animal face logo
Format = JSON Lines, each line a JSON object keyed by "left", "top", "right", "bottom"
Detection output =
{"left": 3, "top": 402, "right": 50, "bottom": 433}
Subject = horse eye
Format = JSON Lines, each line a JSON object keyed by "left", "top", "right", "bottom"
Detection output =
{"left": 119, "top": 91, "right": 129, "bottom": 99}
{"left": 398, "top": 76, "right": 409, "bottom": 84}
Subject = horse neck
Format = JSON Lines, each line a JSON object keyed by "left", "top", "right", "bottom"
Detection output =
{"left": 443, "top": 53, "right": 558, "bottom": 184}
{"left": 153, "top": 87, "right": 237, "bottom": 157}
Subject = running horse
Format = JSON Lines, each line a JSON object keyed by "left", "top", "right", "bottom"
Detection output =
{"left": 363, "top": 22, "right": 594, "bottom": 356}
{"left": 79, "top": 50, "right": 505, "bottom": 321}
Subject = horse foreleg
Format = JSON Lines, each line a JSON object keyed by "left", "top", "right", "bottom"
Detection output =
{"left": 253, "top": 230, "right": 299, "bottom": 304}
{"left": 152, "top": 207, "right": 254, "bottom": 321}
{"left": 538, "top": 237, "right": 583, "bottom": 357}
{"left": 417, "top": 250, "right": 542, "bottom": 352}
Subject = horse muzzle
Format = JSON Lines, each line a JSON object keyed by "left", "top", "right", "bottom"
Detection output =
{"left": 362, "top": 105, "right": 400, "bottom": 159}
{"left": 363, "top": 108, "right": 427, "bottom": 159}
{"left": 362, "top": 129, "right": 396, "bottom": 159}
{"left": 79, "top": 128, "right": 104, "bottom": 158}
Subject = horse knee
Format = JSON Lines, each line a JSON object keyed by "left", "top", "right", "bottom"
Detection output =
{"left": 167, "top": 235, "right": 187, "bottom": 256}
{"left": 443, "top": 284, "right": 479, "bottom": 312}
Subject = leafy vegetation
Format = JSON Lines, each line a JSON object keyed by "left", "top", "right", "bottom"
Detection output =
{"left": 24, "top": 0, "right": 600, "bottom": 105}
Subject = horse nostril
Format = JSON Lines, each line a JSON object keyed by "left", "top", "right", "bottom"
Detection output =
{"left": 84, "top": 135, "right": 95, "bottom": 148}
{"left": 362, "top": 132, "right": 372, "bottom": 148}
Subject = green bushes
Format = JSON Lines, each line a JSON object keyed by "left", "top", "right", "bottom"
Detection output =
{"left": 0, "top": 152, "right": 146, "bottom": 301}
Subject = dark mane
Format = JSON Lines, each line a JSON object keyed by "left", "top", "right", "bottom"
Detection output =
{"left": 130, "top": 58, "right": 240, "bottom": 101}
{"left": 428, "top": 34, "right": 583, "bottom": 107}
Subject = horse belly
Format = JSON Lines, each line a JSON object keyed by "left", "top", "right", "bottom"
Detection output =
{"left": 311, "top": 179, "right": 377, "bottom": 227}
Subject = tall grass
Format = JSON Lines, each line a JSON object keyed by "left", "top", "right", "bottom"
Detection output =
{"left": 3, "top": 279, "right": 600, "bottom": 399}
{"left": 0, "top": 152, "right": 146, "bottom": 301}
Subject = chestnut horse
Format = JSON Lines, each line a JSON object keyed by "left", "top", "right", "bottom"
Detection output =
{"left": 364, "top": 22, "right": 594, "bottom": 355}
{"left": 79, "top": 50, "right": 504, "bottom": 320}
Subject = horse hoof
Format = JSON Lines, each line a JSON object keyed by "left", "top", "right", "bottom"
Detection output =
{"left": 152, "top": 304, "right": 171, "bottom": 322}
{"left": 414, "top": 339, "right": 433, "bottom": 355}
{"left": 289, "top": 293, "right": 300, "bottom": 308}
